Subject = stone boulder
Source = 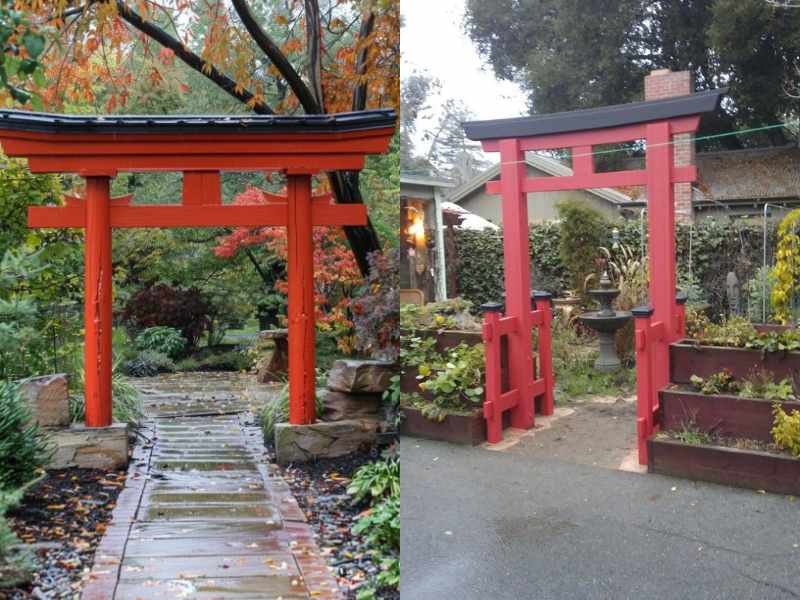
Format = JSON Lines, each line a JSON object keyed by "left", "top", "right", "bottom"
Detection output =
{"left": 321, "top": 390, "right": 381, "bottom": 422}
{"left": 274, "top": 419, "right": 379, "bottom": 464}
{"left": 327, "top": 359, "right": 396, "bottom": 394}
{"left": 49, "top": 423, "right": 129, "bottom": 469}
{"left": 19, "top": 373, "right": 70, "bottom": 428}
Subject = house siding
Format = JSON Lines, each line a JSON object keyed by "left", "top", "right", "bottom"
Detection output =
{"left": 455, "top": 165, "right": 621, "bottom": 225}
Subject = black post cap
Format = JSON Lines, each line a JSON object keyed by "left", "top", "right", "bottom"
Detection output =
{"left": 631, "top": 305, "right": 655, "bottom": 318}
{"left": 531, "top": 290, "right": 553, "bottom": 308}
{"left": 480, "top": 301, "right": 504, "bottom": 314}
{"left": 675, "top": 290, "right": 688, "bottom": 305}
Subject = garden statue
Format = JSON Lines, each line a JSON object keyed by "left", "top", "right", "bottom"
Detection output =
{"left": 577, "top": 268, "right": 632, "bottom": 372}
{"left": 726, "top": 271, "right": 741, "bottom": 315}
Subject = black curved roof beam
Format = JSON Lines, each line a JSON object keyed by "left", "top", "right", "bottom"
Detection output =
{"left": 463, "top": 89, "right": 726, "bottom": 141}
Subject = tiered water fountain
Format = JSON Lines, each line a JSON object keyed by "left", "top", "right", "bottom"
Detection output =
{"left": 577, "top": 270, "right": 632, "bottom": 372}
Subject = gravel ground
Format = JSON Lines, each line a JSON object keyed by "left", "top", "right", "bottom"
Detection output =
{"left": 278, "top": 446, "right": 399, "bottom": 600}
{"left": 1, "top": 468, "right": 125, "bottom": 600}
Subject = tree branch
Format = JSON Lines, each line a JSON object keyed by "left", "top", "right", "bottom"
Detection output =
{"left": 351, "top": 11, "right": 375, "bottom": 111}
{"left": 304, "top": 0, "right": 325, "bottom": 110}
{"left": 114, "top": 0, "right": 274, "bottom": 114}
{"left": 230, "top": 0, "right": 321, "bottom": 114}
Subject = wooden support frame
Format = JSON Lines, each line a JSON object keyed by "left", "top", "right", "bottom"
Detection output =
{"left": 466, "top": 95, "right": 720, "bottom": 452}
{"left": 0, "top": 109, "right": 395, "bottom": 429}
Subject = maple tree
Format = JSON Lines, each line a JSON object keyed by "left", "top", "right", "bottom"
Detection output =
{"left": 214, "top": 185, "right": 363, "bottom": 353}
{"left": 9, "top": 0, "right": 400, "bottom": 274}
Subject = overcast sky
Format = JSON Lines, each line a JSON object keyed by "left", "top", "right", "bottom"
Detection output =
{"left": 400, "top": 0, "right": 528, "bottom": 157}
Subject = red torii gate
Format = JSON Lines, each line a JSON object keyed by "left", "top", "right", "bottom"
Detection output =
{"left": 464, "top": 90, "right": 724, "bottom": 460}
{"left": 0, "top": 109, "right": 395, "bottom": 428}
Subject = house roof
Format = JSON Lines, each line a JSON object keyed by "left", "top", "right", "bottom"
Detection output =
{"left": 441, "top": 201, "right": 499, "bottom": 231}
{"left": 463, "top": 89, "right": 725, "bottom": 141}
{"left": 0, "top": 108, "right": 397, "bottom": 134}
{"left": 447, "top": 152, "right": 631, "bottom": 206}
{"left": 619, "top": 145, "right": 800, "bottom": 205}
{"left": 400, "top": 171, "right": 455, "bottom": 188}
{"left": 694, "top": 145, "right": 800, "bottom": 201}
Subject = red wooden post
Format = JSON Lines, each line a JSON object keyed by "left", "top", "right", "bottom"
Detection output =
{"left": 533, "top": 291, "right": 555, "bottom": 416}
{"left": 633, "top": 306, "right": 655, "bottom": 464}
{"left": 498, "top": 138, "right": 535, "bottom": 429}
{"left": 645, "top": 122, "right": 677, "bottom": 395}
{"left": 481, "top": 302, "right": 504, "bottom": 444}
{"left": 83, "top": 176, "right": 113, "bottom": 427}
{"left": 287, "top": 174, "right": 316, "bottom": 425}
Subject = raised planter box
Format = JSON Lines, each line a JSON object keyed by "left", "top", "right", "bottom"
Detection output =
{"left": 670, "top": 341, "right": 800, "bottom": 383}
{"left": 660, "top": 388, "right": 800, "bottom": 443}
{"left": 400, "top": 406, "right": 486, "bottom": 445}
{"left": 647, "top": 436, "right": 800, "bottom": 496}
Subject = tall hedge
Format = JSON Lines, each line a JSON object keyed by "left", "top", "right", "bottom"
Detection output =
{"left": 454, "top": 217, "right": 779, "bottom": 318}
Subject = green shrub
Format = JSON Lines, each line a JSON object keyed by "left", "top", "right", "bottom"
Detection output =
{"left": 0, "top": 487, "right": 35, "bottom": 589}
{"left": 175, "top": 350, "right": 251, "bottom": 372}
{"left": 134, "top": 326, "right": 186, "bottom": 359}
{"left": 123, "top": 350, "right": 176, "bottom": 377}
{"left": 347, "top": 456, "right": 399, "bottom": 505}
{"left": 772, "top": 403, "right": 800, "bottom": 456}
{"left": 260, "top": 383, "right": 325, "bottom": 442}
{"left": 0, "top": 381, "right": 52, "bottom": 490}
{"left": 70, "top": 364, "right": 143, "bottom": 426}
{"left": 352, "top": 496, "right": 400, "bottom": 596}
{"left": 453, "top": 217, "right": 780, "bottom": 318}
{"left": 556, "top": 200, "right": 608, "bottom": 297}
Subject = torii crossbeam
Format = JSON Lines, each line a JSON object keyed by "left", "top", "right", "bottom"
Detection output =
{"left": 0, "top": 109, "right": 395, "bottom": 428}
{"left": 463, "top": 89, "right": 724, "bottom": 458}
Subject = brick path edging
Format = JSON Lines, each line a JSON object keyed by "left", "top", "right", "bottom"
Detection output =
{"left": 80, "top": 423, "right": 154, "bottom": 600}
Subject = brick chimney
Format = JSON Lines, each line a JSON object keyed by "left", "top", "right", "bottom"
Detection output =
{"left": 644, "top": 69, "right": 695, "bottom": 222}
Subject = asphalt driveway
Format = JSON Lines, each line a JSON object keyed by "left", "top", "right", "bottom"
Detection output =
{"left": 401, "top": 438, "right": 800, "bottom": 600}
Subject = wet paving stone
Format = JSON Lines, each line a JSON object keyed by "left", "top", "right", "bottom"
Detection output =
{"left": 114, "top": 575, "right": 308, "bottom": 599}
{"left": 144, "top": 502, "right": 280, "bottom": 522}
{"left": 124, "top": 536, "right": 291, "bottom": 557}
{"left": 129, "top": 520, "right": 283, "bottom": 540}
{"left": 119, "top": 554, "right": 300, "bottom": 580}
{"left": 86, "top": 373, "right": 342, "bottom": 599}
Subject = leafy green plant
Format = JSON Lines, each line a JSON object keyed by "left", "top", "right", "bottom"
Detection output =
{"left": 738, "top": 372, "right": 796, "bottom": 401}
{"left": 259, "top": 382, "right": 325, "bottom": 442}
{"left": 382, "top": 373, "right": 400, "bottom": 428}
{"left": 70, "top": 360, "right": 143, "bottom": 426}
{"left": 771, "top": 402, "right": 800, "bottom": 456}
{"left": 122, "top": 350, "right": 176, "bottom": 377}
{"left": 352, "top": 496, "right": 400, "bottom": 598}
{"left": 689, "top": 370, "right": 739, "bottom": 395}
{"left": 0, "top": 486, "right": 36, "bottom": 589}
{"left": 693, "top": 315, "right": 757, "bottom": 348}
{"left": 399, "top": 335, "right": 438, "bottom": 369}
{"left": 674, "top": 422, "right": 713, "bottom": 446}
{"left": 0, "top": 381, "right": 52, "bottom": 490}
{"left": 347, "top": 457, "right": 399, "bottom": 505}
{"left": 399, "top": 298, "right": 479, "bottom": 332}
{"left": 134, "top": 326, "right": 186, "bottom": 359}
{"left": 415, "top": 343, "right": 485, "bottom": 420}
{"left": 744, "top": 328, "right": 800, "bottom": 354}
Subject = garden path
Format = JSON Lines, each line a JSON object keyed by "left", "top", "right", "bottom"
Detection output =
{"left": 484, "top": 395, "right": 641, "bottom": 471}
{"left": 81, "top": 372, "right": 341, "bottom": 600}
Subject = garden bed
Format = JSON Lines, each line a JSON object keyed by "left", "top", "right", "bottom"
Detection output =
{"left": 279, "top": 447, "right": 399, "bottom": 600}
{"left": 659, "top": 387, "right": 800, "bottom": 443}
{"left": 2, "top": 468, "right": 125, "bottom": 599}
{"left": 647, "top": 435, "right": 800, "bottom": 496}
{"left": 670, "top": 341, "right": 800, "bottom": 383}
{"left": 400, "top": 406, "right": 487, "bottom": 445}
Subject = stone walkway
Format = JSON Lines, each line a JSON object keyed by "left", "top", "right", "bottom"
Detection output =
{"left": 82, "top": 372, "right": 341, "bottom": 600}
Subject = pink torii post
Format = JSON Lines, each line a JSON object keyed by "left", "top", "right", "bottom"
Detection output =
{"left": 464, "top": 89, "right": 725, "bottom": 450}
